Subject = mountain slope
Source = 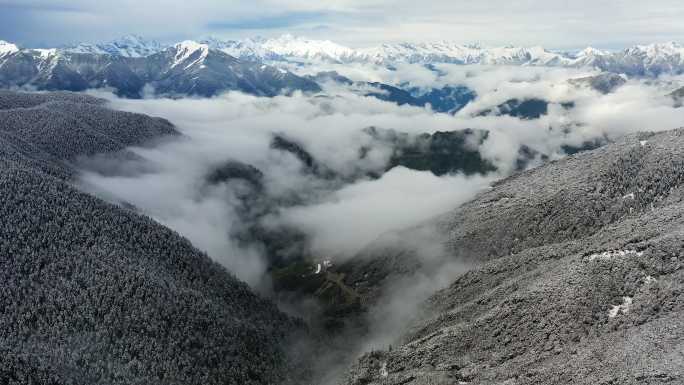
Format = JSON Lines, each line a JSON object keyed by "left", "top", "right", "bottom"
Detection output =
{"left": 343, "top": 130, "right": 684, "bottom": 384}
{"left": 0, "top": 90, "right": 177, "bottom": 178}
{"left": 144, "top": 41, "right": 320, "bottom": 97}
{"left": 0, "top": 91, "right": 300, "bottom": 385}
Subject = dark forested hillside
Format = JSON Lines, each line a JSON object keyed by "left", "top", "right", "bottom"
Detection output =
{"left": 0, "top": 90, "right": 178, "bottom": 157}
{"left": 0, "top": 91, "right": 300, "bottom": 385}
{"left": 0, "top": 90, "right": 178, "bottom": 178}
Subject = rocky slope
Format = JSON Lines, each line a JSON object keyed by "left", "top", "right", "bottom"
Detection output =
{"left": 0, "top": 91, "right": 300, "bottom": 385}
{"left": 342, "top": 129, "right": 684, "bottom": 384}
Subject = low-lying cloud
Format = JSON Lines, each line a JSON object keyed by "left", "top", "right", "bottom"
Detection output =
{"left": 275, "top": 167, "right": 493, "bottom": 258}
{"left": 74, "top": 64, "right": 684, "bottom": 383}
{"left": 80, "top": 65, "right": 684, "bottom": 288}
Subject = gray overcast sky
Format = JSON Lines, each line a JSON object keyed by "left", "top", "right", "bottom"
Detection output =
{"left": 2, "top": 0, "right": 684, "bottom": 49}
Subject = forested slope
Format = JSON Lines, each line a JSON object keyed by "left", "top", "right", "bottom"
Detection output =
{"left": 0, "top": 91, "right": 299, "bottom": 385}
{"left": 0, "top": 90, "right": 177, "bottom": 177}
{"left": 344, "top": 130, "right": 684, "bottom": 385}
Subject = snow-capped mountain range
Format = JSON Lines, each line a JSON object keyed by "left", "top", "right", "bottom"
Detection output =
{"left": 2, "top": 34, "right": 684, "bottom": 98}
{"left": 203, "top": 36, "right": 684, "bottom": 76}
{"left": 44, "top": 34, "right": 684, "bottom": 76}
{"left": 0, "top": 38, "right": 320, "bottom": 97}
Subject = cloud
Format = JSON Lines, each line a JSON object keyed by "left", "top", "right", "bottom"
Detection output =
{"left": 3, "top": 0, "right": 684, "bottom": 48}
{"left": 77, "top": 65, "right": 684, "bottom": 287}
{"left": 82, "top": 167, "right": 269, "bottom": 286}
{"left": 275, "top": 167, "right": 494, "bottom": 258}
{"left": 77, "top": 90, "right": 451, "bottom": 285}
{"left": 206, "top": 11, "right": 331, "bottom": 30}
{"left": 78, "top": 87, "right": 497, "bottom": 287}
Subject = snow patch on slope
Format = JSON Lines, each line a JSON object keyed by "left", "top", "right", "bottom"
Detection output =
{"left": 172, "top": 41, "right": 209, "bottom": 69}
{"left": 379, "top": 362, "right": 388, "bottom": 377}
{"left": 33, "top": 49, "right": 58, "bottom": 60}
{"left": 608, "top": 296, "right": 632, "bottom": 318}
{"left": 585, "top": 249, "right": 643, "bottom": 261}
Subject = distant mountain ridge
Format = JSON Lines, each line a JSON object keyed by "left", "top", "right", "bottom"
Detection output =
{"left": 0, "top": 38, "right": 320, "bottom": 97}
{"left": 7, "top": 35, "right": 684, "bottom": 77}
{"left": 197, "top": 35, "right": 684, "bottom": 76}
{"left": 62, "top": 34, "right": 164, "bottom": 58}
{"left": 208, "top": 36, "right": 684, "bottom": 76}
{"left": 3, "top": 35, "right": 684, "bottom": 98}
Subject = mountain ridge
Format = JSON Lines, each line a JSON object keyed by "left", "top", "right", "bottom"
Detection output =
{"left": 0, "top": 41, "right": 320, "bottom": 97}
{"left": 6, "top": 35, "right": 684, "bottom": 78}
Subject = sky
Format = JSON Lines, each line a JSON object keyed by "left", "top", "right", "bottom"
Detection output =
{"left": 3, "top": 0, "right": 684, "bottom": 49}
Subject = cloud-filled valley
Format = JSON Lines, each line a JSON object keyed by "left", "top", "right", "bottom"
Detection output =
{"left": 56, "top": 60, "right": 684, "bottom": 383}
{"left": 76, "top": 64, "right": 684, "bottom": 281}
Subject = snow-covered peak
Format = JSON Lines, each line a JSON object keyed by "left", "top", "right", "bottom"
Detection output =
{"left": 62, "top": 35, "right": 164, "bottom": 57}
{"left": 260, "top": 34, "right": 357, "bottom": 62}
{"left": 359, "top": 41, "right": 481, "bottom": 64}
{"left": 201, "top": 36, "right": 276, "bottom": 60}
{"left": 624, "top": 41, "right": 684, "bottom": 61}
{"left": 103, "top": 34, "right": 163, "bottom": 57}
{"left": 64, "top": 43, "right": 107, "bottom": 55}
{"left": 171, "top": 40, "right": 209, "bottom": 69}
{"left": 174, "top": 40, "right": 208, "bottom": 53}
{"left": 631, "top": 41, "right": 682, "bottom": 53}
{"left": 34, "top": 48, "right": 58, "bottom": 60}
{"left": 199, "top": 34, "right": 358, "bottom": 62}
{"left": 617, "top": 41, "right": 684, "bottom": 71}
{"left": 575, "top": 46, "right": 609, "bottom": 58}
{"left": 483, "top": 45, "right": 566, "bottom": 65}
{"left": 357, "top": 42, "right": 572, "bottom": 66}
{"left": 0, "top": 40, "right": 19, "bottom": 56}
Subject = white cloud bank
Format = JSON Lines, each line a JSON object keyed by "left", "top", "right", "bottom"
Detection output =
{"left": 275, "top": 167, "right": 493, "bottom": 257}
{"left": 79, "top": 64, "right": 684, "bottom": 286}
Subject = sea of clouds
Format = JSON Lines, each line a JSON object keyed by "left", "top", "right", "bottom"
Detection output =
{"left": 77, "top": 63, "right": 684, "bottom": 382}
